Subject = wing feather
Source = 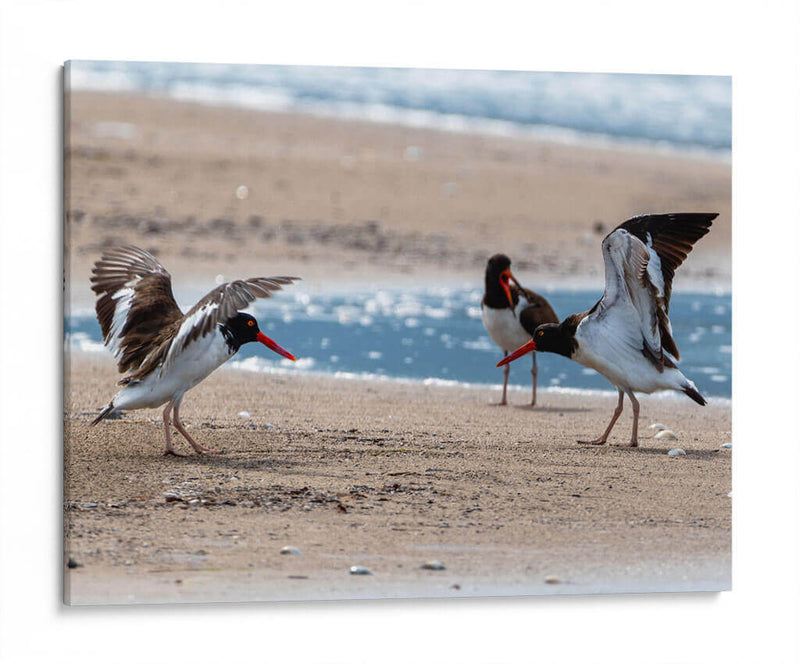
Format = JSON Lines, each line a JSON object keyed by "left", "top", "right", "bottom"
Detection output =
{"left": 598, "top": 228, "right": 665, "bottom": 369}
{"left": 594, "top": 212, "right": 716, "bottom": 368}
{"left": 90, "top": 245, "right": 183, "bottom": 373}
{"left": 173, "top": 276, "right": 301, "bottom": 352}
{"left": 617, "top": 213, "right": 716, "bottom": 311}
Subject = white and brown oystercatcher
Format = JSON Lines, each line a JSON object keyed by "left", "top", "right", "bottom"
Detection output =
{"left": 90, "top": 245, "right": 299, "bottom": 456}
{"left": 497, "top": 213, "right": 716, "bottom": 447}
{"left": 482, "top": 254, "right": 558, "bottom": 406}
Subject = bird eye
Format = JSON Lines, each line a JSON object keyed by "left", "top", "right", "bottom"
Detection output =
{"left": 247, "top": 320, "right": 255, "bottom": 327}
{"left": 538, "top": 330, "right": 543, "bottom": 336}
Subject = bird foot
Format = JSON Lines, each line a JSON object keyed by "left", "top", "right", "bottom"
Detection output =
{"left": 612, "top": 440, "right": 639, "bottom": 448}
{"left": 163, "top": 448, "right": 189, "bottom": 457}
{"left": 577, "top": 438, "right": 607, "bottom": 446}
{"left": 490, "top": 401, "right": 508, "bottom": 407}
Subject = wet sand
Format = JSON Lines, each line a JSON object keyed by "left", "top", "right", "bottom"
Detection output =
{"left": 65, "top": 91, "right": 731, "bottom": 306}
{"left": 65, "top": 354, "right": 731, "bottom": 604}
{"left": 64, "top": 91, "right": 731, "bottom": 604}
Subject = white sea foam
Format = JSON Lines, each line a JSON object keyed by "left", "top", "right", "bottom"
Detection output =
{"left": 65, "top": 332, "right": 106, "bottom": 353}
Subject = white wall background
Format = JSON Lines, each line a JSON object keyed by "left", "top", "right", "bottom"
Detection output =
{"left": 1, "top": 1, "right": 798, "bottom": 662}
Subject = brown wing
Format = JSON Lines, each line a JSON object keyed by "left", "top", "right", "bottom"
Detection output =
{"left": 123, "top": 276, "right": 301, "bottom": 383}
{"left": 175, "top": 277, "right": 300, "bottom": 350}
{"left": 90, "top": 245, "right": 184, "bottom": 374}
{"left": 514, "top": 285, "right": 559, "bottom": 337}
{"left": 616, "top": 213, "right": 716, "bottom": 312}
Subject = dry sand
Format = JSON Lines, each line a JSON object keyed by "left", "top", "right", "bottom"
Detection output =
{"left": 65, "top": 355, "right": 731, "bottom": 604}
{"left": 64, "top": 91, "right": 731, "bottom": 604}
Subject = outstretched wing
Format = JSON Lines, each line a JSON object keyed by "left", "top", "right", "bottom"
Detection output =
{"left": 125, "top": 276, "right": 302, "bottom": 383}
{"left": 618, "top": 213, "right": 716, "bottom": 312}
{"left": 597, "top": 227, "right": 666, "bottom": 368}
{"left": 170, "top": 277, "right": 301, "bottom": 352}
{"left": 595, "top": 213, "right": 715, "bottom": 367}
{"left": 90, "top": 245, "right": 183, "bottom": 373}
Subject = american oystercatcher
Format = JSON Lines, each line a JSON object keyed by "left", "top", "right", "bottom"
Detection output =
{"left": 89, "top": 245, "right": 299, "bottom": 456}
{"left": 482, "top": 254, "right": 558, "bottom": 406}
{"left": 497, "top": 213, "right": 716, "bottom": 447}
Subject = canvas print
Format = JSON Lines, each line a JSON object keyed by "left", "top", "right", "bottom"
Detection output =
{"left": 64, "top": 61, "right": 731, "bottom": 604}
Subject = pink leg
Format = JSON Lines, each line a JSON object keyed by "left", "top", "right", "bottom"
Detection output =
{"left": 579, "top": 389, "right": 624, "bottom": 445}
{"left": 491, "top": 355, "right": 510, "bottom": 406}
{"left": 530, "top": 352, "right": 538, "bottom": 407}
{"left": 173, "top": 398, "right": 223, "bottom": 455}
{"left": 612, "top": 391, "right": 640, "bottom": 448}
{"left": 162, "top": 401, "right": 187, "bottom": 457}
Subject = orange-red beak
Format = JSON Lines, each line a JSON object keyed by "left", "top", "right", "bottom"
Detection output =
{"left": 257, "top": 331, "right": 296, "bottom": 361}
{"left": 499, "top": 268, "right": 516, "bottom": 308}
{"left": 497, "top": 339, "right": 537, "bottom": 367}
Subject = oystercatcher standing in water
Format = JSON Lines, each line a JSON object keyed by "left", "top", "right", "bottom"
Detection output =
{"left": 89, "top": 245, "right": 300, "bottom": 456}
{"left": 497, "top": 213, "right": 716, "bottom": 447}
{"left": 481, "top": 254, "right": 558, "bottom": 406}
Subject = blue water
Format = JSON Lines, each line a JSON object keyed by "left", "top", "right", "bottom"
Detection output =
{"left": 67, "top": 288, "right": 732, "bottom": 399}
{"left": 66, "top": 61, "right": 731, "bottom": 155}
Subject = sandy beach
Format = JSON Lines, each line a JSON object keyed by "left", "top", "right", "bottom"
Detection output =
{"left": 65, "top": 354, "right": 731, "bottom": 604}
{"left": 64, "top": 90, "right": 731, "bottom": 604}
{"left": 65, "top": 91, "right": 731, "bottom": 303}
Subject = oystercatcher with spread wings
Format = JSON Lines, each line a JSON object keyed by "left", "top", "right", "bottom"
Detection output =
{"left": 90, "top": 246, "right": 300, "bottom": 456}
{"left": 481, "top": 254, "right": 558, "bottom": 406}
{"left": 498, "top": 213, "right": 716, "bottom": 447}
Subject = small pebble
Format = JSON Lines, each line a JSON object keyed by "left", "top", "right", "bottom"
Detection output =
{"left": 649, "top": 423, "right": 667, "bottom": 431}
{"left": 667, "top": 448, "right": 686, "bottom": 456}
{"left": 544, "top": 575, "right": 561, "bottom": 584}
{"left": 280, "top": 546, "right": 302, "bottom": 555}
{"left": 720, "top": 442, "right": 732, "bottom": 449}
{"left": 238, "top": 411, "right": 251, "bottom": 419}
{"left": 420, "top": 560, "right": 446, "bottom": 571}
{"left": 235, "top": 185, "right": 249, "bottom": 200}
{"left": 349, "top": 565, "right": 372, "bottom": 575}
{"left": 67, "top": 557, "right": 81, "bottom": 569}
{"left": 655, "top": 430, "right": 678, "bottom": 441}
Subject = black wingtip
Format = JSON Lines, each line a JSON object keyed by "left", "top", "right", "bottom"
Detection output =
{"left": 683, "top": 385, "right": 707, "bottom": 406}
{"left": 91, "top": 403, "right": 115, "bottom": 426}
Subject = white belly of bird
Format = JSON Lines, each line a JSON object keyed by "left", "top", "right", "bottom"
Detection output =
{"left": 573, "top": 324, "right": 689, "bottom": 394}
{"left": 482, "top": 304, "right": 532, "bottom": 353}
{"left": 112, "top": 331, "right": 236, "bottom": 410}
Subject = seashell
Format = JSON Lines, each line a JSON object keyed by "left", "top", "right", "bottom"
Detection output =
{"left": 655, "top": 430, "right": 678, "bottom": 441}
{"left": 649, "top": 423, "right": 667, "bottom": 431}
{"left": 280, "top": 546, "right": 302, "bottom": 555}
{"left": 667, "top": 448, "right": 686, "bottom": 456}
{"left": 238, "top": 411, "right": 251, "bottom": 418}
{"left": 544, "top": 575, "right": 561, "bottom": 584}
{"left": 420, "top": 560, "right": 446, "bottom": 571}
{"left": 349, "top": 565, "right": 372, "bottom": 575}
{"left": 720, "top": 442, "right": 732, "bottom": 449}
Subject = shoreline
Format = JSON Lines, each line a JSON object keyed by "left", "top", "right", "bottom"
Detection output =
{"left": 66, "top": 91, "right": 731, "bottom": 307}
{"left": 67, "top": 346, "right": 733, "bottom": 406}
{"left": 71, "top": 82, "right": 732, "bottom": 165}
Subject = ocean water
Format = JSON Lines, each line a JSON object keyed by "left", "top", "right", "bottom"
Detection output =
{"left": 67, "top": 61, "right": 731, "bottom": 156}
{"left": 67, "top": 287, "right": 732, "bottom": 399}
